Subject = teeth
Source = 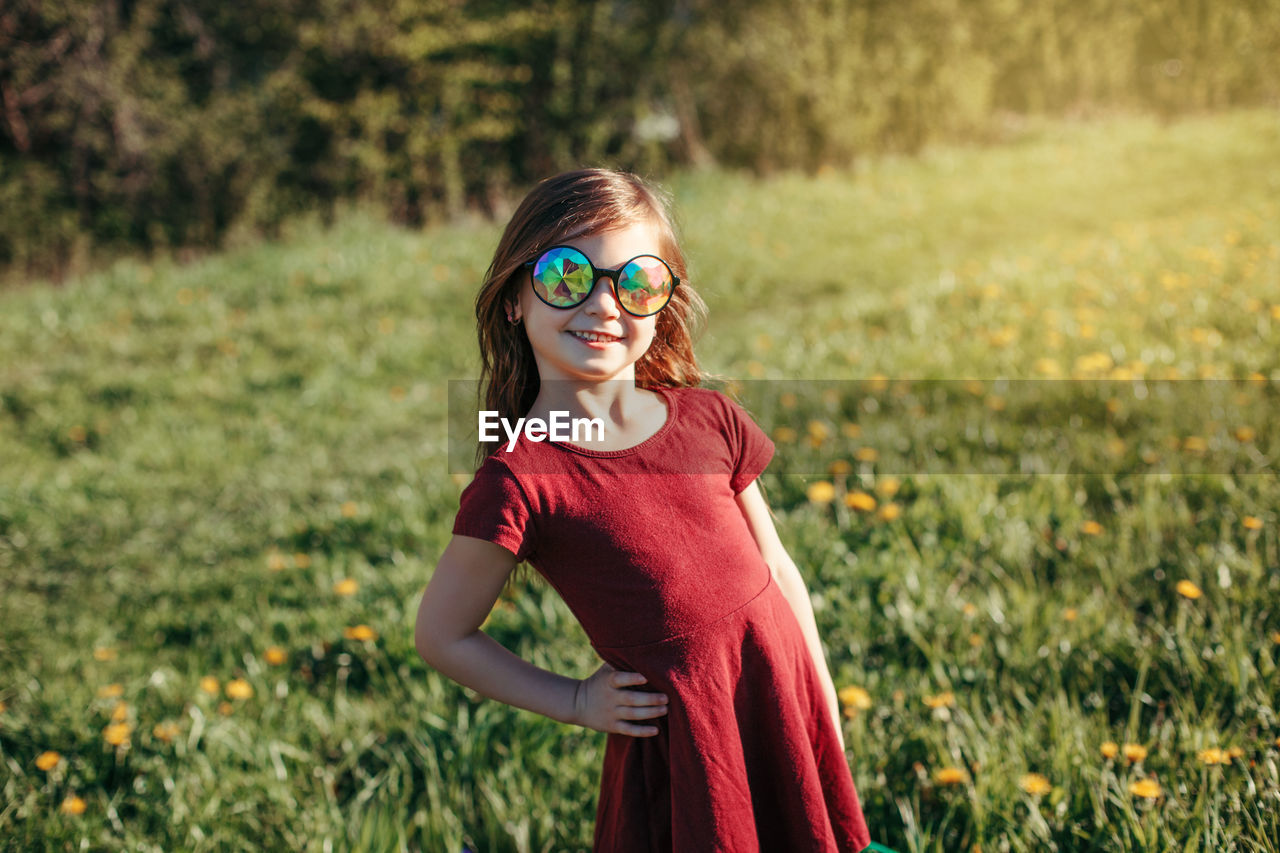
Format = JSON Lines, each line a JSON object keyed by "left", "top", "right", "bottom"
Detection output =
{"left": 571, "top": 331, "right": 620, "bottom": 343}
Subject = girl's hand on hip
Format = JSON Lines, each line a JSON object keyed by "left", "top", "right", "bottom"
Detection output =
{"left": 573, "top": 663, "right": 669, "bottom": 737}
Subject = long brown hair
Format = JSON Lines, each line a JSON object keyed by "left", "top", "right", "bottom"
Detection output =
{"left": 475, "top": 169, "right": 706, "bottom": 464}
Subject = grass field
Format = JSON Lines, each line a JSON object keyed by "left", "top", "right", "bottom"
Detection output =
{"left": 2, "top": 109, "right": 1279, "bottom": 851}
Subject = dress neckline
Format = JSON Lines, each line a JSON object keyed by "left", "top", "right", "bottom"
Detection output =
{"left": 550, "top": 387, "right": 677, "bottom": 457}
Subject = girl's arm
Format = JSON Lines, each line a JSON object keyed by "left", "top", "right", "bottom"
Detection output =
{"left": 415, "top": 534, "right": 669, "bottom": 736}
{"left": 735, "top": 481, "right": 845, "bottom": 747}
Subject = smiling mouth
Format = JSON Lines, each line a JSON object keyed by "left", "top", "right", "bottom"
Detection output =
{"left": 568, "top": 330, "right": 623, "bottom": 343}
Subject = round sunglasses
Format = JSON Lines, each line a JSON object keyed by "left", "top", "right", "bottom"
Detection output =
{"left": 524, "top": 245, "right": 679, "bottom": 317}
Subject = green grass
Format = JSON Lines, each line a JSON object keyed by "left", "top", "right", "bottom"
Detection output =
{"left": 2, "top": 109, "right": 1279, "bottom": 851}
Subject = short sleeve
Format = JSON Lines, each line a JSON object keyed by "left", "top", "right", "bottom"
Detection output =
{"left": 452, "top": 456, "right": 536, "bottom": 562}
{"left": 722, "top": 393, "right": 775, "bottom": 493}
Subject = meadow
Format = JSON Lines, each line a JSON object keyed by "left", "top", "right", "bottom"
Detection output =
{"left": 1, "top": 109, "right": 1279, "bottom": 851}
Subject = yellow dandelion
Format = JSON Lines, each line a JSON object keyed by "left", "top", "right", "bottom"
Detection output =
{"left": 103, "top": 723, "right": 132, "bottom": 746}
{"left": 389, "top": 386, "right": 406, "bottom": 402}
{"left": 845, "top": 491, "right": 877, "bottom": 512}
{"left": 1129, "top": 778, "right": 1161, "bottom": 799}
{"left": 874, "top": 476, "right": 901, "bottom": 497}
{"left": 340, "top": 501, "right": 359, "bottom": 518}
{"left": 923, "top": 691, "right": 956, "bottom": 708}
{"left": 1226, "top": 746, "right": 1244, "bottom": 759}
{"left": 217, "top": 701, "right": 234, "bottom": 716}
{"left": 1183, "top": 436, "right": 1207, "bottom": 453}
{"left": 264, "top": 646, "right": 287, "bottom": 666}
{"left": 92, "top": 647, "right": 117, "bottom": 662}
{"left": 968, "top": 633, "right": 982, "bottom": 647}
{"left": 838, "top": 686, "right": 873, "bottom": 711}
{"left": 779, "top": 392, "right": 798, "bottom": 409}
{"left": 1243, "top": 516, "right": 1263, "bottom": 531}
{"left": 333, "top": 578, "right": 359, "bottom": 596}
{"left": 1175, "top": 580, "right": 1203, "bottom": 600}
{"left": 933, "top": 766, "right": 968, "bottom": 785}
{"left": 806, "top": 482, "right": 836, "bottom": 505}
{"left": 36, "top": 751, "right": 62, "bottom": 771}
{"left": 840, "top": 422, "right": 862, "bottom": 439}
{"left": 1100, "top": 741, "right": 1119, "bottom": 759}
{"left": 876, "top": 503, "right": 901, "bottom": 521}
{"left": 293, "top": 552, "right": 312, "bottom": 569}
{"left": 60, "top": 795, "right": 87, "bottom": 815}
{"left": 772, "top": 426, "right": 797, "bottom": 444}
{"left": 807, "top": 420, "right": 830, "bottom": 441}
{"left": 0, "top": 700, "right": 7, "bottom": 713}
{"left": 1018, "top": 773, "right": 1051, "bottom": 795}
{"left": 1272, "top": 632, "right": 1280, "bottom": 645}
{"left": 1080, "top": 520, "right": 1103, "bottom": 536}
{"left": 266, "top": 551, "right": 288, "bottom": 571}
{"left": 96, "top": 684, "right": 124, "bottom": 699}
{"left": 225, "top": 679, "right": 253, "bottom": 700}
{"left": 1123, "top": 743, "right": 1148, "bottom": 763}
{"left": 961, "top": 602, "right": 978, "bottom": 617}
{"left": 344, "top": 624, "right": 378, "bottom": 642}
{"left": 1034, "top": 358, "right": 1062, "bottom": 377}
{"left": 110, "top": 702, "right": 129, "bottom": 722}
{"left": 152, "top": 721, "right": 181, "bottom": 743}
{"left": 853, "top": 447, "right": 879, "bottom": 462}
{"left": 828, "top": 459, "right": 853, "bottom": 477}
{"left": 199, "top": 676, "right": 220, "bottom": 696}
{"left": 1197, "top": 747, "right": 1226, "bottom": 765}
{"left": 1063, "top": 608, "right": 1079, "bottom": 622}
{"left": 1235, "top": 426, "right": 1256, "bottom": 442}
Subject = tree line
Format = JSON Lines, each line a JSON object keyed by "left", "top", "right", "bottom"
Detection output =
{"left": 2, "top": 0, "right": 1276, "bottom": 277}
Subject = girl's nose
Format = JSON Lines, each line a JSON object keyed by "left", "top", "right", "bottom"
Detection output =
{"left": 582, "top": 276, "right": 622, "bottom": 317}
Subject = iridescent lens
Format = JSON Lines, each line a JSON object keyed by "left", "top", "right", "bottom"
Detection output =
{"left": 618, "top": 256, "right": 675, "bottom": 316}
{"left": 532, "top": 247, "right": 594, "bottom": 306}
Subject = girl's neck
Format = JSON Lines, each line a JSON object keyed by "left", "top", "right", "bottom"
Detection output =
{"left": 527, "top": 382, "right": 668, "bottom": 450}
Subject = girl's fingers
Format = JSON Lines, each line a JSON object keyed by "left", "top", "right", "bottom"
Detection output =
{"left": 618, "top": 722, "right": 662, "bottom": 737}
{"left": 617, "top": 702, "right": 669, "bottom": 720}
{"left": 618, "top": 690, "right": 668, "bottom": 706}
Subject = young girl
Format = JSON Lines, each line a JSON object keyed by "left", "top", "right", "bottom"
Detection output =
{"left": 415, "top": 169, "right": 872, "bottom": 852}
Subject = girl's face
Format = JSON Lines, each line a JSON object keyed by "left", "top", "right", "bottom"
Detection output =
{"left": 513, "top": 221, "right": 663, "bottom": 386}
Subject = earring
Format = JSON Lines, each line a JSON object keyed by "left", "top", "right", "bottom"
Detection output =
{"left": 506, "top": 310, "right": 521, "bottom": 325}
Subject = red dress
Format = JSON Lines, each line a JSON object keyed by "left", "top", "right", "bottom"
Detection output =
{"left": 453, "top": 387, "right": 871, "bottom": 852}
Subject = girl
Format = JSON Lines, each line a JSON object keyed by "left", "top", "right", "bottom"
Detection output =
{"left": 414, "top": 169, "right": 872, "bottom": 852}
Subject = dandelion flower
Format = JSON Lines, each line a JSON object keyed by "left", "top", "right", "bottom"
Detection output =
{"left": 344, "top": 624, "right": 378, "bottom": 642}
{"left": 1128, "top": 778, "right": 1161, "bottom": 799}
{"left": 1175, "top": 580, "right": 1203, "bottom": 600}
{"left": 853, "top": 447, "right": 879, "bottom": 462}
{"left": 340, "top": 501, "right": 359, "bottom": 518}
{"left": 60, "top": 795, "right": 87, "bottom": 815}
{"left": 923, "top": 691, "right": 956, "bottom": 708}
{"left": 807, "top": 420, "right": 830, "bottom": 441}
{"left": 1080, "top": 520, "right": 1103, "bottom": 536}
{"left": 1235, "top": 426, "right": 1256, "bottom": 442}
{"left": 264, "top": 646, "right": 287, "bottom": 666}
{"left": 772, "top": 426, "right": 797, "bottom": 444}
{"left": 1226, "top": 746, "right": 1244, "bottom": 759}
{"left": 293, "top": 552, "right": 312, "bottom": 569}
{"left": 199, "top": 676, "right": 220, "bottom": 696}
{"left": 96, "top": 684, "right": 124, "bottom": 699}
{"left": 933, "top": 766, "right": 968, "bottom": 785}
{"left": 840, "top": 422, "right": 862, "bottom": 439}
{"left": 845, "top": 491, "right": 877, "bottom": 512}
{"left": 266, "top": 551, "right": 288, "bottom": 571}
{"left": 92, "top": 647, "right": 117, "bottom": 662}
{"left": 806, "top": 482, "right": 836, "bottom": 505}
{"left": 0, "top": 700, "right": 6, "bottom": 713}
{"left": 35, "top": 751, "right": 62, "bottom": 771}
{"left": 110, "top": 702, "right": 129, "bottom": 722}
{"left": 333, "top": 578, "right": 359, "bottom": 596}
{"left": 225, "top": 679, "right": 253, "bottom": 700}
{"left": 1197, "top": 748, "right": 1226, "bottom": 765}
{"left": 1063, "top": 608, "right": 1078, "bottom": 622}
{"left": 838, "top": 686, "right": 872, "bottom": 711}
{"left": 103, "top": 723, "right": 132, "bottom": 746}
{"left": 217, "top": 701, "right": 234, "bottom": 716}
{"left": 1018, "top": 773, "right": 1051, "bottom": 795}
{"left": 1100, "top": 741, "right": 1119, "bottom": 759}
{"left": 1182, "top": 436, "right": 1207, "bottom": 453}
{"left": 152, "top": 721, "right": 181, "bottom": 743}
{"left": 876, "top": 503, "right": 901, "bottom": 521}
{"left": 1123, "top": 743, "right": 1148, "bottom": 763}
{"left": 828, "top": 459, "right": 852, "bottom": 476}
{"left": 1243, "top": 516, "right": 1263, "bottom": 530}
{"left": 874, "top": 476, "right": 901, "bottom": 497}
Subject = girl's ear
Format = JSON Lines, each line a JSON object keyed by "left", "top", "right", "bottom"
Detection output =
{"left": 504, "top": 301, "right": 522, "bottom": 324}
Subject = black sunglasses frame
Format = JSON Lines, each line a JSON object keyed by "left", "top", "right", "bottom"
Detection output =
{"left": 523, "top": 245, "right": 680, "bottom": 318}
